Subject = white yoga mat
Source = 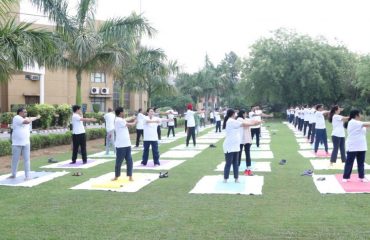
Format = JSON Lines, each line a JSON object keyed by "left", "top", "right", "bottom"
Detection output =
{"left": 0, "top": 171, "right": 69, "bottom": 187}
{"left": 214, "top": 161, "right": 271, "bottom": 172}
{"left": 251, "top": 144, "right": 270, "bottom": 151}
{"left": 299, "top": 142, "right": 333, "bottom": 150}
{"left": 171, "top": 144, "right": 209, "bottom": 151}
{"left": 249, "top": 151, "right": 274, "bottom": 159}
{"left": 313, "top": 174, "right": 346, "bottom": 194}
{"left": 199, "top": 133, "right": 225, "bottom": 139}
{"left": 260, "top": 139, "right": 271, "bottom": 144}
{"left": 161, "top": 150, "right": 202, "bottom": 158}
{"left": 196, "top": 138, "right": 221, "bottom": 144}
{"left": 40, "top": 159, "right": 113, "bottom": 169}
{"left": 189, "top": 175, "right": 264, "bottom": 195}
{"left": 298, "top": 150, "right": 333, "bottom": 158}
{"left": 122, "top": 160, "right": 185, "bottom": 170}
{"left": 310, "top": 160, "right": 370, "bottom": 170}
{"left": 88, "top": 151, "right": 139, "bottom": 158}
{"left": 70, "top": 172, "right": 158, "bottom": 192}
{"left": 296, "top": 138, "right": 310, "bottom": 143}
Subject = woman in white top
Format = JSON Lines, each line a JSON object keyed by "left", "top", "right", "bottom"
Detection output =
{"left": 237, "top": 110, "right": 261, "bottom": 176}
{"left": 223, "top": 109, "right": 259, "bottom": 183}
{"left": 328, "top": 105, "right": 349, "bottom": 165}
{"left": 113, "top": 107, "right": 137, "bottom": 181}
{"left": 135, "top": 108, "right": 145, "bottom": 147}
{"left": 343, "top": 109, "right": 370, "bottom": 182}
{"left": 167, "top": 110, "right": 176, "bottom": 138}
{"left": 214, "top": 108, "right": 222, "bottom": 133}
{"left": 313, "top": 104, "right": 330, "bottom": 156}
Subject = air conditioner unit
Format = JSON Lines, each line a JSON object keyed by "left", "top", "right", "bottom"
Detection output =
{"left": 91, "top": 87, "right": 100, "bottom": 94}
{"left": 101, "top": 87, "right": 109, "bottom": 94}
{"left": 25, "top": 74, "right": 40, "bottom": 81}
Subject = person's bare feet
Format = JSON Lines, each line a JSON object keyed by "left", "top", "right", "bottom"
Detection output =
{"left": 7, "top": 175, "right": 15, "bottom": 179}
{"left": 111, "top": 177, "right": 119, "bottom": 181}
{"left": 129, "top": 176, "right": 134, "bottom": 181}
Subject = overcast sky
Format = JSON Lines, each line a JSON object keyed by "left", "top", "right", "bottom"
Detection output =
{"left": 21, "top": 0, "right": 370, "bottom": 73}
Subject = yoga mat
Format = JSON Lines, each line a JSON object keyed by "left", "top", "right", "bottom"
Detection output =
{"left": 122, "top": 160, "right": 185, "bottom": 170}
{"left": 196, "top": 138, "right": 221, "bottom": 144}
{"left": 161, "top": 150, "right": 202, "bottom": 158}
{"left": 0, "top": 171, "right": 69, "bottom": 187}
{"left": 248, "top": 151, "right": 274, "bottom": 159}
{"left": 298, "top": 150, "right": 332, "bottom": 158}
{"left": 41, "top": 159, "right": 113, "bottom": 169}
{"left": 189, "top": 175, "right": 264, "bottom": 195}
{"left": 214, "top": 161, "right": 271, "bottom": 172}
{"left": 309, "top": 160, "right": 370, "bottom": 170}
{"left": 70, "top": 172, "right": 158, "bottom": 192}
{"left": 251, "top": 144, "right": 270, "bottom": 151}
{"left": 296, "top": 138, "right": 310, "bottom": 143}
{"left": 88, "top": 151, "right": 139, "bottom": 158}
{"left": 260, "top": 139, "right": 271, "bottom": 144}
{"left": 313, "top": 174, "right": 370, "bottom": 194}
{"left": 299, "top": 142, "right": 333, "bottom": 150}
{"left": 335, "top": 174, "right": 370, "bottom": 193}
{"left": 171, "top": 144, "right": 209, "bottom": 151}
{"left": 199, "top": 133, "right": 225, "bottom": 139}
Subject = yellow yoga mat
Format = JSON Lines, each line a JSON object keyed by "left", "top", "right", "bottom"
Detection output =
{"left": 92, "top": 177, "right": 131, "bottom": 189}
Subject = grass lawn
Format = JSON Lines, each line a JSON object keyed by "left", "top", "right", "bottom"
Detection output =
{"left": 1, "top": 122, "right": 370, "bottom": 240}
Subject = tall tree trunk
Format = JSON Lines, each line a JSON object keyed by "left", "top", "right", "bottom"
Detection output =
{"left": 119, "top": 82, "right": 125, "bottom": 107}
{"left": 76, "top": 69, "right": 82, "bottom": 105}
{"left": 204, "top": 93, "right": 209, "bottom": 122}
{"left": 147, "top": 84, "right": 151, "bottom": 108}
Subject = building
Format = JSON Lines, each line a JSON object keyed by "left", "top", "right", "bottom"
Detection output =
{"left": 0, "top": 2, "right": 147, "bottom": 113}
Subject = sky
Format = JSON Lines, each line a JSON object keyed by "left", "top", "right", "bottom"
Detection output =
{"left": 20, "top": 0, "right": 370, "bottom": 73}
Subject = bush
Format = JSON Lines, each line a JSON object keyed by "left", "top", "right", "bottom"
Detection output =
{"left": 86, "top": 128, "right": 106, "bottom": 140}
{"left": 56, "top": 104, "right": 72, "bottom": 127}
{"left": 84, "top": 112, "right": 104, "bottom": 124}
{"left": 35, "top": 104, "right": 56, "bottom": 129}
{"left": 0, "top": 112, "right": 16, "bottom": 125}
{"left": 0, "top": 140, "right": 11, "bottom": 156}
{"left": 92, "top": 104, "right": 100, "bottom": 113}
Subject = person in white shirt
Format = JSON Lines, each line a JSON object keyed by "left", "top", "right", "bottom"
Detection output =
{"left": 309, "top": 106, "right": 317, "bottom": 144}
{"left": 104, "top": 107, "right": 116, "bottom": 155}
{"left": 185, "top": 103, "right": 197, "bottom": 147}
{"left": 167, "top": 110, "right": 176, "bottom": 137}
{"left": 141, "top": 108, "right": 173, "bottom": 166}
{"left": 154, "top": 107, "right": 162, "bottom": 140}
{"left": 328, "top": 106, "right": 349, "bottom": 165}
{"left": 342, "top": 109, "right": 370, "bottom": 182}
{"left": 303, "top": 105, "right": 310, "bottom": 136}
{"left": 113, "top": 107, "right": 137, "bottom": 181}
{"left": 71, "top": 105, "right": 97, "bottom": 164}
{"left": 313, "top": 104, "right": 330, "bottom": 156}
{"left": 209, "top": 111, "right": 215, "bottom": 125}
{"left": 214, "top": 108, "right": 222, "bottom": 133}
{"left": 135, "top": 108, "right": 145, "bottom": 147}
{"left": 307, "top": 106, "right": 315, "bottom": 141}
{"left": 200, "top": 109, "right": 206, "bottom": 127}
{"left": 249, "top": 106, "right": 272, "bottom": 147}
{"left": 9, "top": 108, "right": 40, "bottom": 180}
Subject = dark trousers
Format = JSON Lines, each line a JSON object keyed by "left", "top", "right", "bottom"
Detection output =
{"left": 224, "top": 152, "right": 239, "bottom": 180}
{"left": 72, "top": 133, "right": 87, "bottom": 163}
{"left": 294, "top": 117, "right": 299, "bottom": 128}
{"left": 141, "top": 141, "right": 160, "bottom": 165}
{"left": 238, "top": 143, "right": 252, "bottom": 168}
{"left": 185, "top": 120, "right": 187, "bottom": 132}
{"left": 310, "top": 123, "right": 316, "bottom": 144}
{"left": 215, "top": 121, "right": 221, "bottom": 132}
{"left": 314, "top": 129, "right": 328, "bottom": 153}
{"left": 331, "top": 136, "right": 346, "bottom": 163}
{"left": 174, "top": 118, "right": 177, "bottom": 128}
{"left": 157, "top": 126, "right": 161, "bottom": 140}
{"left": 343, "top": 151, "right": 366, "bottom": 179}
{"left": 186, "top": 127, "right": 196, "bottom": 146}
{"left": 200, "top": 118, "right": 205, "bottom": 127}
{"left": 299, "top": 119, "right": 304, "bottom": 131}
{"left": 251, "top": 128, "right": 261, "bottom": 147}
{"left": 167, "top": 126, "right": 175, "bottom": 137}
{"left": 307, "top": 123, "right": 313, "bottom": 140}
{"left": 115, "top": 146, "right": 133, "bottom": 177}
{"left": 289, "top": 114, "right": 294, "bottom": 123}
{"left": 210, "top": 118, "right": 214, "bottom": 124}
{"left": 303, "top": 121, "right": 309, "bottom": 136}
{"left": 135, "top": 129, "right": 143, "bottom": 147}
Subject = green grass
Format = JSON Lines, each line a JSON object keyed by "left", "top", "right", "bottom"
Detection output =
{"left": 1, "top": 122, "right": 370, "bottom": 240}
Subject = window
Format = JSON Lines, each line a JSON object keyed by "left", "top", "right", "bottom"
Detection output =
{"left": 25, "top": 96, "right": 40, "bottom": 104}
{"left": 112, "top": 81, "right": 130, "bottom": 110}
{"left": 91, "top": 97, "right": 106, "bottom": 112}
{"left": 91, "top": 73, "right": 106, "bottom": 83}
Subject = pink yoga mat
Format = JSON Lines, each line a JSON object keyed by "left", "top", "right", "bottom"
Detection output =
{"left": 335, "top": 174, "right": 370, "bottom": 193}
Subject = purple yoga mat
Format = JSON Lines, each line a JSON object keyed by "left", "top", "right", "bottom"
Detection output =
{"left": 140, "top": 160, "right": 171, "bottom": 167}
{"left": 58, "top": 159, "right": 95, "bottom": 167}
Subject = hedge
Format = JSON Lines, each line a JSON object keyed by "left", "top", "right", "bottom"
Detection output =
{"left": 0, "top": 128, "right": 106, "bottom": 157}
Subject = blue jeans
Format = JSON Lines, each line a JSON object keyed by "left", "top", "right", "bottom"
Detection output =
{"left": 115, "top": 147, "right": 133, "bottom": 177}
{"left": 343, "top": 151, "right": 366, "bottom": 179}
{"left": 224, "top": 152, "right": 239, "bottom": 180}
{"left": 314, "top": 129, "right": 328, "bottom": 153}
{"left": 141, "top": 141, "right": 160, "bottom": 165}
{"left": 331, "top": 136, "right": 346, "bottom": 163}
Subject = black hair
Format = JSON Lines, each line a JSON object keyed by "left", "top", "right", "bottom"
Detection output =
{"left": 222, "top": 109, "right": 235, "bottom": 129}
{"left": 17, "top": 108, "right": 25, "bottom": 115}
{"left": 72, "top": 105, "right": 80, "bottom": 113}
{"left": 344, "top": 109, "right": 360, "bottom": 129}
{"left": 115, "top": 107, "right": 124, "bottom": 117}
{"left": 237, "top": 109, "right": 246, "bottom": 119}
{"left": 147, "top": 108, "right": 153, "bottom": 113}
{"left": 328, "top": 105, "right": 339, "bottom": 123}
{"left": 138, "top": 108, "right": 142, "bottom": 113}
{"left": 315, "top": 104, "right": 323, "bottom": 111}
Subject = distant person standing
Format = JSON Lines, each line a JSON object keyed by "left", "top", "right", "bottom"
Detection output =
{"left": 210, "top": 110, "right": 215, "bottom": 125}
{"left": 200, "top": 109, "right": 205, "bottom": 127}
{"left": 215, "top": 108, "right": 222, "bottom": 133}
{"left": 9, "top": 108, "right": 40, "bottom": 180}
{"left": 104, "top": 107, "right": 116, "bottom": 155}
{"left": 112, "top": 107, "right": 137, "bottom": 181}
{"left": 135, "top": 108, "right": 145, "bottom": 148}
{"left": 185, "top": 103, "right": 197, "bottom": 147}
{"left": 313, "top": 104, "right": 330, "bottom": 157}
{"left": 154, "top": 107, "right": 162, "bottom": 140}
{"left": 71, "top": 105, "right": 97, "bottom": 164}
{"left": 167, "top": 110, "right": 176, "bottom": 138}
{"left": 328, "top": 106, "right": 349, "bottom": 165}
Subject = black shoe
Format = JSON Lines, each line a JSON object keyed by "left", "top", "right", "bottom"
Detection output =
{"left": 209, "top": 144, "right": 216, "bottom": 148}
{"left": 279, "top": 159, "right": 287, "bottom": 165}
{"left": 48, "top": 158, "right": 58, "bottom": 163}
{"left": 69, "top": 161, "right": 76, "bottom": 164}
{"left": 159, "top": 172, "right": 168, "bottom": 178}
{"left": 82, "top": 161, "right": 87, "bottom": 164}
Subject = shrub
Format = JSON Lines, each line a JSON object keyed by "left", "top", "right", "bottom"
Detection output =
{"left": 0, "top": 140, "right": 11, "bottom": 156}
{"left": 0, "top": 112, "right": 16, "bottom": 125}
{"left": 56, "top": 104, "right": 72, "bottom": 127}
{"left": 35, "top": 104, "right": 56, "bottom": 129}
{"left": 86, "top": 128, "right": 105, "bottom": 140}
{"left": 92, "top": 104, "right": 100, "bottom": 113}
{"left": 84, "top": 112, "right": 104, "bottom": 124}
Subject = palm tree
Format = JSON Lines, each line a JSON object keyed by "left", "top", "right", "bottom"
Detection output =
{"left": 29, "top": 0, "right": 155, "bottom": 105}
{"left": 0, "top": 1, "right": 57, "bottom": 83}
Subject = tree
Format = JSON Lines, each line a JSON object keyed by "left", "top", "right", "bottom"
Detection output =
{"left": 30, "top": 0, "right": 154, "bottom": 105}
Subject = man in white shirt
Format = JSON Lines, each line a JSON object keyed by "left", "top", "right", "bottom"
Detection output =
{"left": 303, "top": 105, "right": 310, "bottom": 136}
{"left": 200, "top": 109, "right": 205, "bottom": 127}
{"left": 71, "top": 105, "right": 97, "bottom": 164}
{"left": 167, "top": 110, "right": 176, "bottom": 138}
{"left": 141, "top": 108, "right": 173, "bottom": 166}
{"left": 104, "top": 107, "right": 115, "bottom": 155}
{"left": 135, "top": 108, "right": 145, "bottom": 147}
{"left": 113, "top": 107, "right": 137, "bottom": 181}
{"left": 215, "top": 108, "right": 222, "bottom": 132}
{"left": 9, "top": 108, "right": 40, "bottom": 180}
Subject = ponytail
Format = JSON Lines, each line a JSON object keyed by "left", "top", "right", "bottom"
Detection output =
{"left": 222, "top": 109, "right": 235, "bottom": 129}
{"left": 328, "top": 105, "right": 339, "bottom": 123}
{"left": 344, "top": 109, "right": 360, "bottom": 129}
